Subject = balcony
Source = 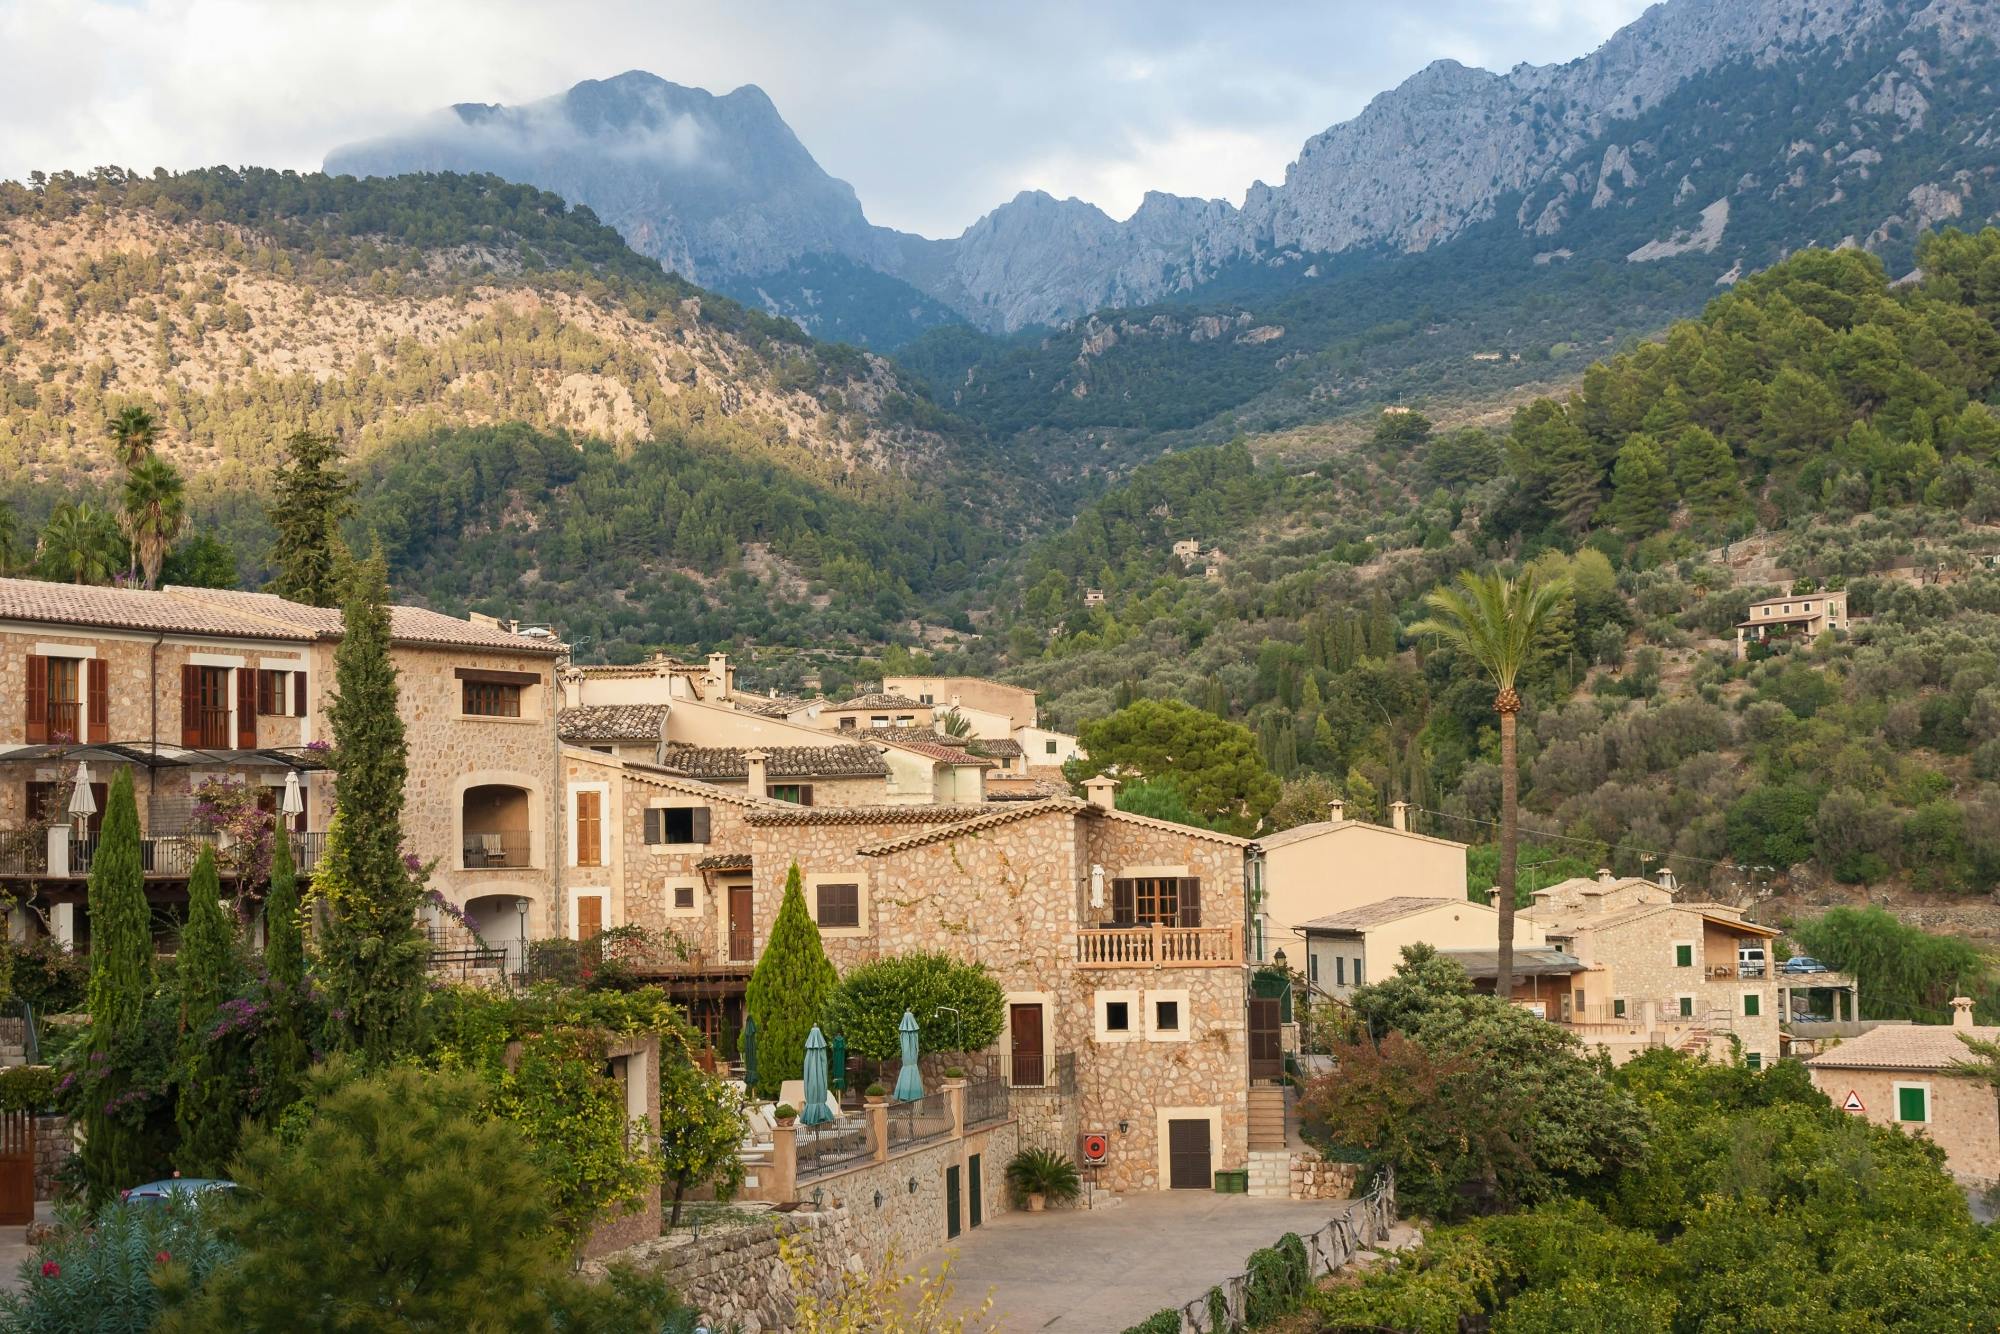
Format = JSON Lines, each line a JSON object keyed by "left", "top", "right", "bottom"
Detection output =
{"left": 462, "top": 784, "right": 533, "bottom": 870}
{"left": 460, "top": 831, "right": 533, "bottom": 869}
{"left": 1074, "top": 924, "right": 1240, "bottom": 968}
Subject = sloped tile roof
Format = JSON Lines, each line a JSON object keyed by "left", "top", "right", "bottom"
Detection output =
{"left": 832, "top": 691, "right": 926, "bottom": 710}
{"left": 858, "top": 800, "right": 1079, "bottom": 856}
{"left": 968, "top": 737, "right": 1024, "bottom": 760}
{"left": 170, "top": 586, "right": 565, "bottom": 653}
{"left": 875, "top": 733, "right": 997, "bottom": 767}
{"left": 746, "top": 803, "right": 996, "bottom": 827}
{"left": 1806, "top": 1022, "right": 2000, "bottom": 1072}
{"left": 735, "top": 693, "right": 810, "bottom": 718}
{"left": 656, "top": 743, "right": 889, "bottom": 781}
{"left": 695, "top": 852, "right": 754, "bottom": 871}
{"left": 558, "top": 705, "right": 668, "bottom": 742}
{"left": 1300, "top": 896, "right": 1472, "bottom": 932}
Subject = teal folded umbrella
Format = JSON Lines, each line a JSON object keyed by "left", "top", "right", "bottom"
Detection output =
{"left": 893, "top": 1010, "right": 924, "bottom": 1102}
{"left": 802, "top": 1026, "right": 833, "bottom": 1127}
{"left": 830, "top": 1034, "right": 847, "bottom": 1091}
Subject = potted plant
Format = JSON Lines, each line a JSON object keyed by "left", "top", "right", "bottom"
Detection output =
{"left": 773, "top": 1104, "right": 798, "bottom": 1126}
{"left": 1005, "top": 1147, "right": 1081, "bottom": 1212}
{"left": 864, "top": 1083, "right": 889, "bottom": 1105}
{"left": 942, "top": 1066, "right": 966, "bottom": 1082}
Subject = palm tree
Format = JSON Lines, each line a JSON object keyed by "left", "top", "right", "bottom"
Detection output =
{"left": 1408, "top": 568, "right": 1571, "bottom": 997}
{"left": 121, "top": 456, "right": 189, "bottom": 589}
{"left": 105, "top": 406, "right": 161, "bottom": 470}
{"left": 36, "top": 502, "right": 125, "bottom": 585}
{"left": 936, "top": 707, "right": 972, "bottom": 739}
{"left": 0, "top": 501, "right": 23, "bottom": 575}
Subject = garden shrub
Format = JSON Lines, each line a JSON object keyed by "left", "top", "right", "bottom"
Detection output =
{"left": 0, "top": 1197, "right": 236, "bottom": 1333}
{"left": 0, "top": 1063, "right": 59, "bottom": 1113}
{"left": 1121, "top": 1311, "right": 1181, "bottom": 1334}
{"left": 823, "top": 951, "right": 1004, "bottom": 1060}
{"left": 1206, "top": 1282, "right": 1231, "bottom": 1331}
{"left": 1242, "top": 1232, "right": 1311, "bottom": 1326}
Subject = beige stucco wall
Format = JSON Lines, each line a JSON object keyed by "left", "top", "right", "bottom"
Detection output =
{"left": 882, "top": 677, "right": 1036, "bottom": 732}
{"left": 1260, "top": 823, "right": 1468, "bottom": 959}
{"left": 1305, "top": 901, "right": 1544, "bottom": 999}
{"left": 1807, "top": 1065, "right": 2000, "bottom": 1183}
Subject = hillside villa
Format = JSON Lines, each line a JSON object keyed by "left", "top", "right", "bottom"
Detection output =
{"left": 1805, "top": 999, "right": 1999, "bottom": 1186}
{"left": 1249, "top": 798, "right": 1469, "bottom": 965}
{"left": 1736, "top": 589, "right": 1849, "bottom": 659}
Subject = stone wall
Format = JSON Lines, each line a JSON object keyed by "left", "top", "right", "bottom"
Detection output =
{"left": 33, "top": 1114, "right": 71, "bottom": 1201}
{"left": 1288, "top": 1149, "right": 1359, "bottom": 1200}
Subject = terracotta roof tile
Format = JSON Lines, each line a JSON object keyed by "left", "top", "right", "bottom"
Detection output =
{"left": 0, "top": 577, "right": 314, "bottom": 640}
{"left": 858, "top": 800, "right": 1078, "bottom": 856}
{"left": 656, "top": 743, "right": 890, "bottom": 781}
{"left": 746, "top": 803, "right": 995, "bottom": 828}
{"left": 170, "top": 587, "right": 565, "bottom": 654}
{"left": 1300, "top": 896, "right": 1471, "bottom": 931}
{"left": 1806, "top": 1023, "right": 2000, "bottom": 1072}
{"left": 695, "top": 852, "right": 753, "bottom": 871}
{"left": 832, "top": 691, "right": 926, "bottom": 710}
{"left": 558, "top": 706, "right": 668, "bottom": 742}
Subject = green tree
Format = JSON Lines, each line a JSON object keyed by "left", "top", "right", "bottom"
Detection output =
{"left": 259, "top": 824, "right": 310, "bottom": 1119}
{"left": 825, "top": 951, "right": 1006, "bottom": 1061}
{"left": 35, "top": 502, "right": 124, "bottom": 586}
{"left": 173, "top": 846, "right": 242, "bottom": 1175}
{"left": 659, "top": 1049, "right": 746, "bottom": 1230}
{"left": 265, "top": 429, "right": 355, "bottom": 607}
{"left": 1113, "top": 778, "right": 1218, "bottom": 830}
{"left": 105, "top": 404, "right": 161, "bottom": 470}
{"left": 1507, "top": 400, "right": 1601, "bottom": 535}
{"left": 1264, "top": 773, "right": 1343, "bottom": 832}
{"left": 121, "top": 455, "right": 189, "bottom": 589}
{"left": 319, "top": 548, "right": 426, "bottom": 1061}
{"left": 1668, "top": 425, "right": 1744, "bottom": 524}
{"left": 1603, "top": 434, "right": 1675, "bottom": 538}
{"left": 159, "top": 533, "right": 239, "bottom": 589}
{"left": 1409, "top": 569, "right": 1571, "bottom": 997}
{"left": 1724, "top": 782, "right": 1819, "bottom": 871}
{"left": 80, "top": 769, "right": 156, "bottom": 1206}
{"left": 744, "top": 863, "right": 838, "bottom": 1098}
{"left": 1065, "top": 698, "right": 1279, "bottom": 834}
{"left": 0, "top": 501, "right": 23, "bottom": 575}
{"left": 161, "top": 1065, "right": 689, "bottom": 1333}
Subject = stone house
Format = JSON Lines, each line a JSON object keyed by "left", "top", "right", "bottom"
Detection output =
{"left": 1736, "top": 589, "right": 1849, "bottom": 659}
{"left": 1249, "top": 798, "right": 1469, "bottom": 965}
{"left": 1522, "top": 874, "right": 1782, "bottom": 1066}
{"left": 819, "top": 692, "right": 933, "bottom": 732}
{"left": 0, "top": 578, "right": 564, "bottom": 961}
{"left": 1299, "top": 897, "right": 1550, "bottom": 1004}
{"left": 1805, "top": 999, "right": 1999, "bottom": 1185}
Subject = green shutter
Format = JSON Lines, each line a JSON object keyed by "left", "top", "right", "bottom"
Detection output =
{"left": 1898, "top": 1086, "right": 1928, "bottom": 1122}
{"left": 1746, "top": 1052, "right": 1762, "bottom": 1069}
{"left": 1612, "top": 998, "right": 1626, "bottom": 1018}
{"left": 1744, "top": 993, "right": 1761, "bottom": 1017}
{"left": 1675, "top": 944, "right": 1693, "bottom": 968}
{"left": 1679, "top": 996, "right": 1694, "bottom": 1018}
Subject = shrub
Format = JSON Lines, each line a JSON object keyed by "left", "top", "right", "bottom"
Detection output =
{"left": 865, "top": 1082, "right": 888, "bottom": 1098}
{"left": 0, "top": 1197, "right": 236, "bottom": 1333}
{"left": 1003, "top": 1148, "right": 1080, "bottom": 1206}
{"left": 774, "top": 1104, "right": 798, "bottom": 1120}
{"left": 823, "top": 951, "right": 1004, "bottom": 1061}
{"left": 3, "top": 938, "right": 89, "bottom": 1015}
{"left": 0, "top": 1064, "right": 59, "bottom": 1113}
{"left": 1122, "top": 1312, "right": 1181, "bottom": 1334}
{"left": 1242, "top": 1233, "right": 1311, "bottom": 1326}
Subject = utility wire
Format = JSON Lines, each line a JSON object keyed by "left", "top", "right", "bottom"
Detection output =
{"left": 1409, "top": 804, "right": 1776, "bottom": 877}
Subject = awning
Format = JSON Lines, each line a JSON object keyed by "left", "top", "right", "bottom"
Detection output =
{"left": 0, "top": 743, "right": 333, "bottom": 771}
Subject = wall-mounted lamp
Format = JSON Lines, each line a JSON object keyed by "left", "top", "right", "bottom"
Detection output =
{"left": 908, "top": 1176, "right": 919, "bottom": 1194}
{"left": 873, "top": 1191, "right": 884, "bottom": 1209}
{"left": 1118, "top": 1120, "right": 1129, "bottom": 1135}
{"left": 1272, "top": 947, "right": 1288, "bottom": 970}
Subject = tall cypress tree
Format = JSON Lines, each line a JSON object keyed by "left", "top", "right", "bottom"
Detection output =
{"left": 265, "top": 430, "right": 355, "bottom": 608}
{"left": 744, "top": 862, "right": 837, "bottom": 1098}
{"left": 173, "top": 847, "right": 241, "bottom": 1174}
{"left": 259, "top": 820, "right": 309, "bottom": 1118}
{"left": 320, "top": 545, "right": 427, "bottom": 1062}
{"left": 81, "top": 768, "right": 155, "bottom": 1206}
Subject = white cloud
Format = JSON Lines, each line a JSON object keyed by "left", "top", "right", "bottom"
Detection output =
{"left": 0, "top": 0, "right": 1654, "bottom": 238}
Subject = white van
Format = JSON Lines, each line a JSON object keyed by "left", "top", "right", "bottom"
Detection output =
{"left": 1738, "top": 944, "right": 1767, "bottom": 978}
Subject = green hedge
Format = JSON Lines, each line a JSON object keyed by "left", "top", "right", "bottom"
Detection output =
{"left": 1121, "top": 1311, "right": 1180, "bottom": 1334}
{"left": 1243, "top": 1232, "right": 1312, "bottom": 1327}
{"left": 0, "top": 1063, "right": 59, "bottom": 1113}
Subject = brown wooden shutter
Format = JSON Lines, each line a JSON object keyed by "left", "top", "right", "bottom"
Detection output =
{"left": 24, "top": 655, "right": 47, "bottom": 745}
{"left": 576, "top": 791, "right": 602, "bottom": 867}
{"left": 690, "top": 807, "right": 711, "bottom": 844}
{"left": 294, "top": 670, "right": 307, "bottom": 718}
{"left": 87, "top": 659, "right": 109, "bottom": 743}
{"left": 1178, "top": 877, "right": 1202, "bottom": 928}
{"left": 1111, "top": 878, "right": 1136, "bottom": 926}
{"left": 798, "top": 785, "right": 815, "bottom": 807}
{"left": 643, "top": 808, "right": 663, "bottom": 845}
{"left": 236, "top": 668, "right": 257, "bottom": 749}
{"left": 180, "top": 664, "right": 202, "bottom": 747}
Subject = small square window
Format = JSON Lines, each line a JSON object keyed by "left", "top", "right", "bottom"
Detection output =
{"left": 1675, "top": 944, "right": 1693, "bottom": 968}
{"left": 1104, "top": 1001, "right": 1130, "bottom": 1032}
{"left": 1898, "top": 1086, "right": 1929, "bottom": 1123}
{"left": 1153, "top": 1000, "right": 1180, "bottom": 1032}
{"left": 1678, "top": 996, "right": 1695, "bottom": 1018}
{"left": 1045, "top": 740, "right": 1058, "bottom": 755}
{"left": 816, "top": 883, "right": 860, "bottom": 929}
{"left": 768, "top": 783, "right": 814, "bottom": 806}
{"left": 1744, "top": 993, "right": 1761, "bottom": 1017}
{"left": 1746, "top": 1051, "right": 1763, "bottom": 1070}
{"left": 673, "top": 884, "right": 694, "bottom": 910}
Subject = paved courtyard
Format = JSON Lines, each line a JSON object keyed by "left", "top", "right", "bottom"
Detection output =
{"left": 926, "top": 1191, "right": 1355, "bottom": 1331}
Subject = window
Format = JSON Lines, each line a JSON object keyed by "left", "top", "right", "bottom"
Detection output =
{"left": 44, "top": 656, "right": 80, "bottom": 740}
{"left": 575, "top": 790, "right": 602, "bottom": 867}
{"left": 673, "top": 884, "right": 695, "bottom": 910}
{"left": 1353, "top": 957, "right": 1364, "bottom": 986}
{"left": 1803, "top": 602, "right": 1813, "bottom": 612}
{"left": 1308, "top": 954, "right": 1318, "bottom": 983}
{"left": 181, "top": 664, "right": 233, "bottom": 749}
{"left": 1335, "top": 956, "right": 1346, "bottom": 986}
{"left": 1045, "top": 740, "right": 1058, "bottom": 755}
{"left": 870, "top": 715, "right": 889, "bottom": 727}
{"left": 816, "top": 883, "right": 860, "bottom": 929}
{"left": 1743, "top": 993, "right": 1761, "bottom": 1017}
{"left": 1613, "top": 998, "right": 1627, "bottom": 1018}
{"left": 463, "top": 680, "right": 522, "bottom": 717}
{"left": 1678, "top": 996, "right": 1695, "bottom": 1018}
{"left": 589, "top": 745, "right": 613, "bottom": 755}
{"left": 256, "top": 668, "right": 302, "bottom": 717}
{"left": 643, "top": 807, "right": 710, "bottom": 845}
{"left": 1153, "top": 999, "right": 1180, "bottom": 1033}
{"left": 1110, "top": 877, "right": 1201, "bottom": 927}
{"left": 1745, "top": 1052, "right": 1763, "bottom": 1070}
{"left": 838, "top": 716, "right": 856, "bottom": 729}
{"left": 25, "top": 653, "right": 107, "bottom": 744}
{"left": 767, "top": 783, "right": 815, "bottom": 806}
{"left": 919, "top": 693, "right": 934, "bottom": 704}
{"left": 1897, "top": 1085, "right": 1929, "bottom": 1123}
{"left": 1574, "top": 989, "right": 1586, "bottom": 1010}
{"left": 1104, "top": 1001, "right": 1130, "bottom": 1033}
{"left": 1674, "top": 943, "right": 1694, "bottom": 968}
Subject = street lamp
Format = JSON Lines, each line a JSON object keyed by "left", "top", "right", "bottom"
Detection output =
{"left": 515, "top": 897, "right": 530, "bottom": 980}
{"left": 1272, "top": 947, "right": 1287, "bottom": 972}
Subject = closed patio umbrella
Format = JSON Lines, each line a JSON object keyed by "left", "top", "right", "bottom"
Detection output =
{"left": 280, "top": 770, "right": 304, "bottom": 819}
{"left": 893, "top": 1010, "right": 924, "bottom": 1103}
{"left": 801, "top": 1026, "right": 833, "bottom": 1127}
{"left": 829, "top": 1034, "right": 847, "bottom": 1092}
{"left": 67, "top": 762, "right": 96, "bottom": 821}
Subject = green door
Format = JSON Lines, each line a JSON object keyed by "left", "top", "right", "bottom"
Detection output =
{"left": 945, "top": 1165, "right": 962, "bottom": 1239}
{"left": 968, "top": 1154, "right": 983, "bottom": 1229}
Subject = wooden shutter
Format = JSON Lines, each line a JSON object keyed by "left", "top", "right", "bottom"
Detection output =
{"left": 1111, "top": 878, "right": 1136, "bottom": 926}
{"left": 179, "top": 664, "right": 202, "bottom": 747}
{"left": 576, "top": 791, "right": 602, "bottom": 867}
{"left": 643, "top": 808, "right": 664, "bottom": 845}
{"left": 577, "top": 895, "right": 602, "bottom": 940}
{"left": 798, "top": 785, "right": 815, "bottom": 807}
{"left": 23, "top": 655, "right": 47, "bottom": 744}
{"left": 293, "top": 670, "right": 307, "bottom": 718}
{"left": 87, "top": 659, "right": 109, "bottom": 743}
{"left": 236, "top": 668, "right": 257, "bottom": 749}
{"left": 1178, "top": 877, "right": 1202, "bottom": 928}
{"left": 690, "top": 807, "right": 711, "bottom": 844}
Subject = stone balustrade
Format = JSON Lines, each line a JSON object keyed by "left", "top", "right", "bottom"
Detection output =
{"left": 1074, "top": 924, "right": 1240, "bottom": 968}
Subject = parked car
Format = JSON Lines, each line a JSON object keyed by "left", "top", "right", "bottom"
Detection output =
{"left": 1737, "top": 944, "right": 1768, "bottom": 977}
{"left": 122, "top": 1178, "right": 236, "bottom": 1207}
{"left": 1781, "top": 956, "right": 1829, "bottom": 974}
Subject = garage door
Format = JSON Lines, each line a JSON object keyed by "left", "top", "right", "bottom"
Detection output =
{"left": 1167, "top": 1118, "right": 1212, "bottom": 1190}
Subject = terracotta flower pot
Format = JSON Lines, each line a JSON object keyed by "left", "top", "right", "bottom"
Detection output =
{"left": 1027, "top": 1193, "right": 1046, "bottom": 1213}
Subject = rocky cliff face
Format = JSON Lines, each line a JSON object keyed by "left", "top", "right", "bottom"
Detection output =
{"left": 329, "top": 0, "right": 2000, "bottom": 338}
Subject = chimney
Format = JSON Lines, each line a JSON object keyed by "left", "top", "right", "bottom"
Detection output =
{"left": 1084, "top": 774, "right": 1120, "bottom": 811}
{"left": 1328, "top": 798, "right": 1346, "bottom": 823}
{"left": 1952, "top": 996, "right": 1975, "bottom": 1030}
{"left": 1597, "top": 867, "right": 1615, "bottom": 886}
{"left": 744, "top": 749, "right": 769, "bottom": 797}
{"left": 1485, "top": 885, "right": 1501, "bottom": 907}
{"left": 1659, "top": 867, "right": 1678, "bottom": 893}
{"left": 706, "top": 652, "right": 731, "bottom": 699}
{"left": 1389, "top": 800, "right": 1410, "bottom": 832}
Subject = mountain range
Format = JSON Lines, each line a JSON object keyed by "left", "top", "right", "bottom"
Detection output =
{"left": 328, "top": 0, "right": 2000, "bottom": 355}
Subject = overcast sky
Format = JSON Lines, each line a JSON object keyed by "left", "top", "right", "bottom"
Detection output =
{"left": 1, "top": 0, "right": 1654, "bottom": 238}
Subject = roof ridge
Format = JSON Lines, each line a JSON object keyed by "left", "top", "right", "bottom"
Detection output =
{"left": 857, "top": 800, "right": 1074, "bottom": 856}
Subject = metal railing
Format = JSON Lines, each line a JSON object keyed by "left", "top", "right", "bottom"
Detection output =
{"left": 964, "top": 1073, "right": 1008, "bottom": 1127}
{"left": 287, "top": 830, "right": 326, "bottom": 872}
{"left": 460, "top": 831, "right": 532, "bottom": 869}
{"left": 797, "top": 1121, "right": 876, "bottom": 1180}
{"left": 0, "top": 999, "right": 40, "bottom": 1068}
{"left": 1075, "top": 923, "right": 1240, "bottom": 967}
{"left": 0, "top": 833, "right": 48, "bottom": 877}
{"left": 885, "top": 1090, "right": 954, "bottom": 1151}
{"left": 956, "top": 1051, "right": 1077, "bottom": 1096}
{"left": 427, "top": 945, "right": 510, "bottom": 979}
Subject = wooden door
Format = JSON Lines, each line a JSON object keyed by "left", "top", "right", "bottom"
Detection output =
{"left": 576, "top": 895, "right": 602, "bottom": 941}
{"left": 1249, "top": 997, "right": 1283, "bottom": 1080}
{"left": 727, "top": 885, "right": 753, "bottom": 962}
{"left": 1009, "top": 1003, "right": 1044, "bottom": 1088}
{"left": 0, "top": 1111, "right": 33, "bottom": 1225}
{"left": 968, "top": 1153, "right": 983, "bottom": 1229}
{"left": 1168, "top": 1118, "right": 1212, "bottom": 1190}
{"left": 945, "top": 1164, "right": 962, "bottom": 1239}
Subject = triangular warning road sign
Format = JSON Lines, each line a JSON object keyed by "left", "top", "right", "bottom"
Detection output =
{"left": 1842, "top": 1090, "right": 1865, "bottom": 1114}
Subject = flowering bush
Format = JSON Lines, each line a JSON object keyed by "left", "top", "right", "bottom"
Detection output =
{"left": 0, "top": 1196, "right": 236, "bottom": 1332}
{"left": 188, "top": 778, "right": 274, "bottom": 887}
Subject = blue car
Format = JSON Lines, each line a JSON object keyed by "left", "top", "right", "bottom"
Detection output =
{"left": 122, "top": 1178, "right": 236, "bottom": 1206}
{"left": 1781, "top": 956, "right": 1828, "bottom": 974}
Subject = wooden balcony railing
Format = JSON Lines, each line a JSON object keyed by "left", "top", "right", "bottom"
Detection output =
{"left": 1074, "top": 923, "right": 1240, "bottom": 968}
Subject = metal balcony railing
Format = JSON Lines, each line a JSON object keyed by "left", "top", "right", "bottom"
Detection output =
{"left": 460, "top": 831, "right": 532, "bottom": 869}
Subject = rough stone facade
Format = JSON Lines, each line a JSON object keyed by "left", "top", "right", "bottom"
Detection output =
{"left": 32, "top": 1114, "right": 71, "bottom": 1201}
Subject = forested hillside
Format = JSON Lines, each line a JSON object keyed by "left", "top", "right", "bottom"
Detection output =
{"left": 919, "top": 232, "right": 2000, "bottom": 914}
{"left": 0, "top": 167, "right": 1003, "bottom": 649}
